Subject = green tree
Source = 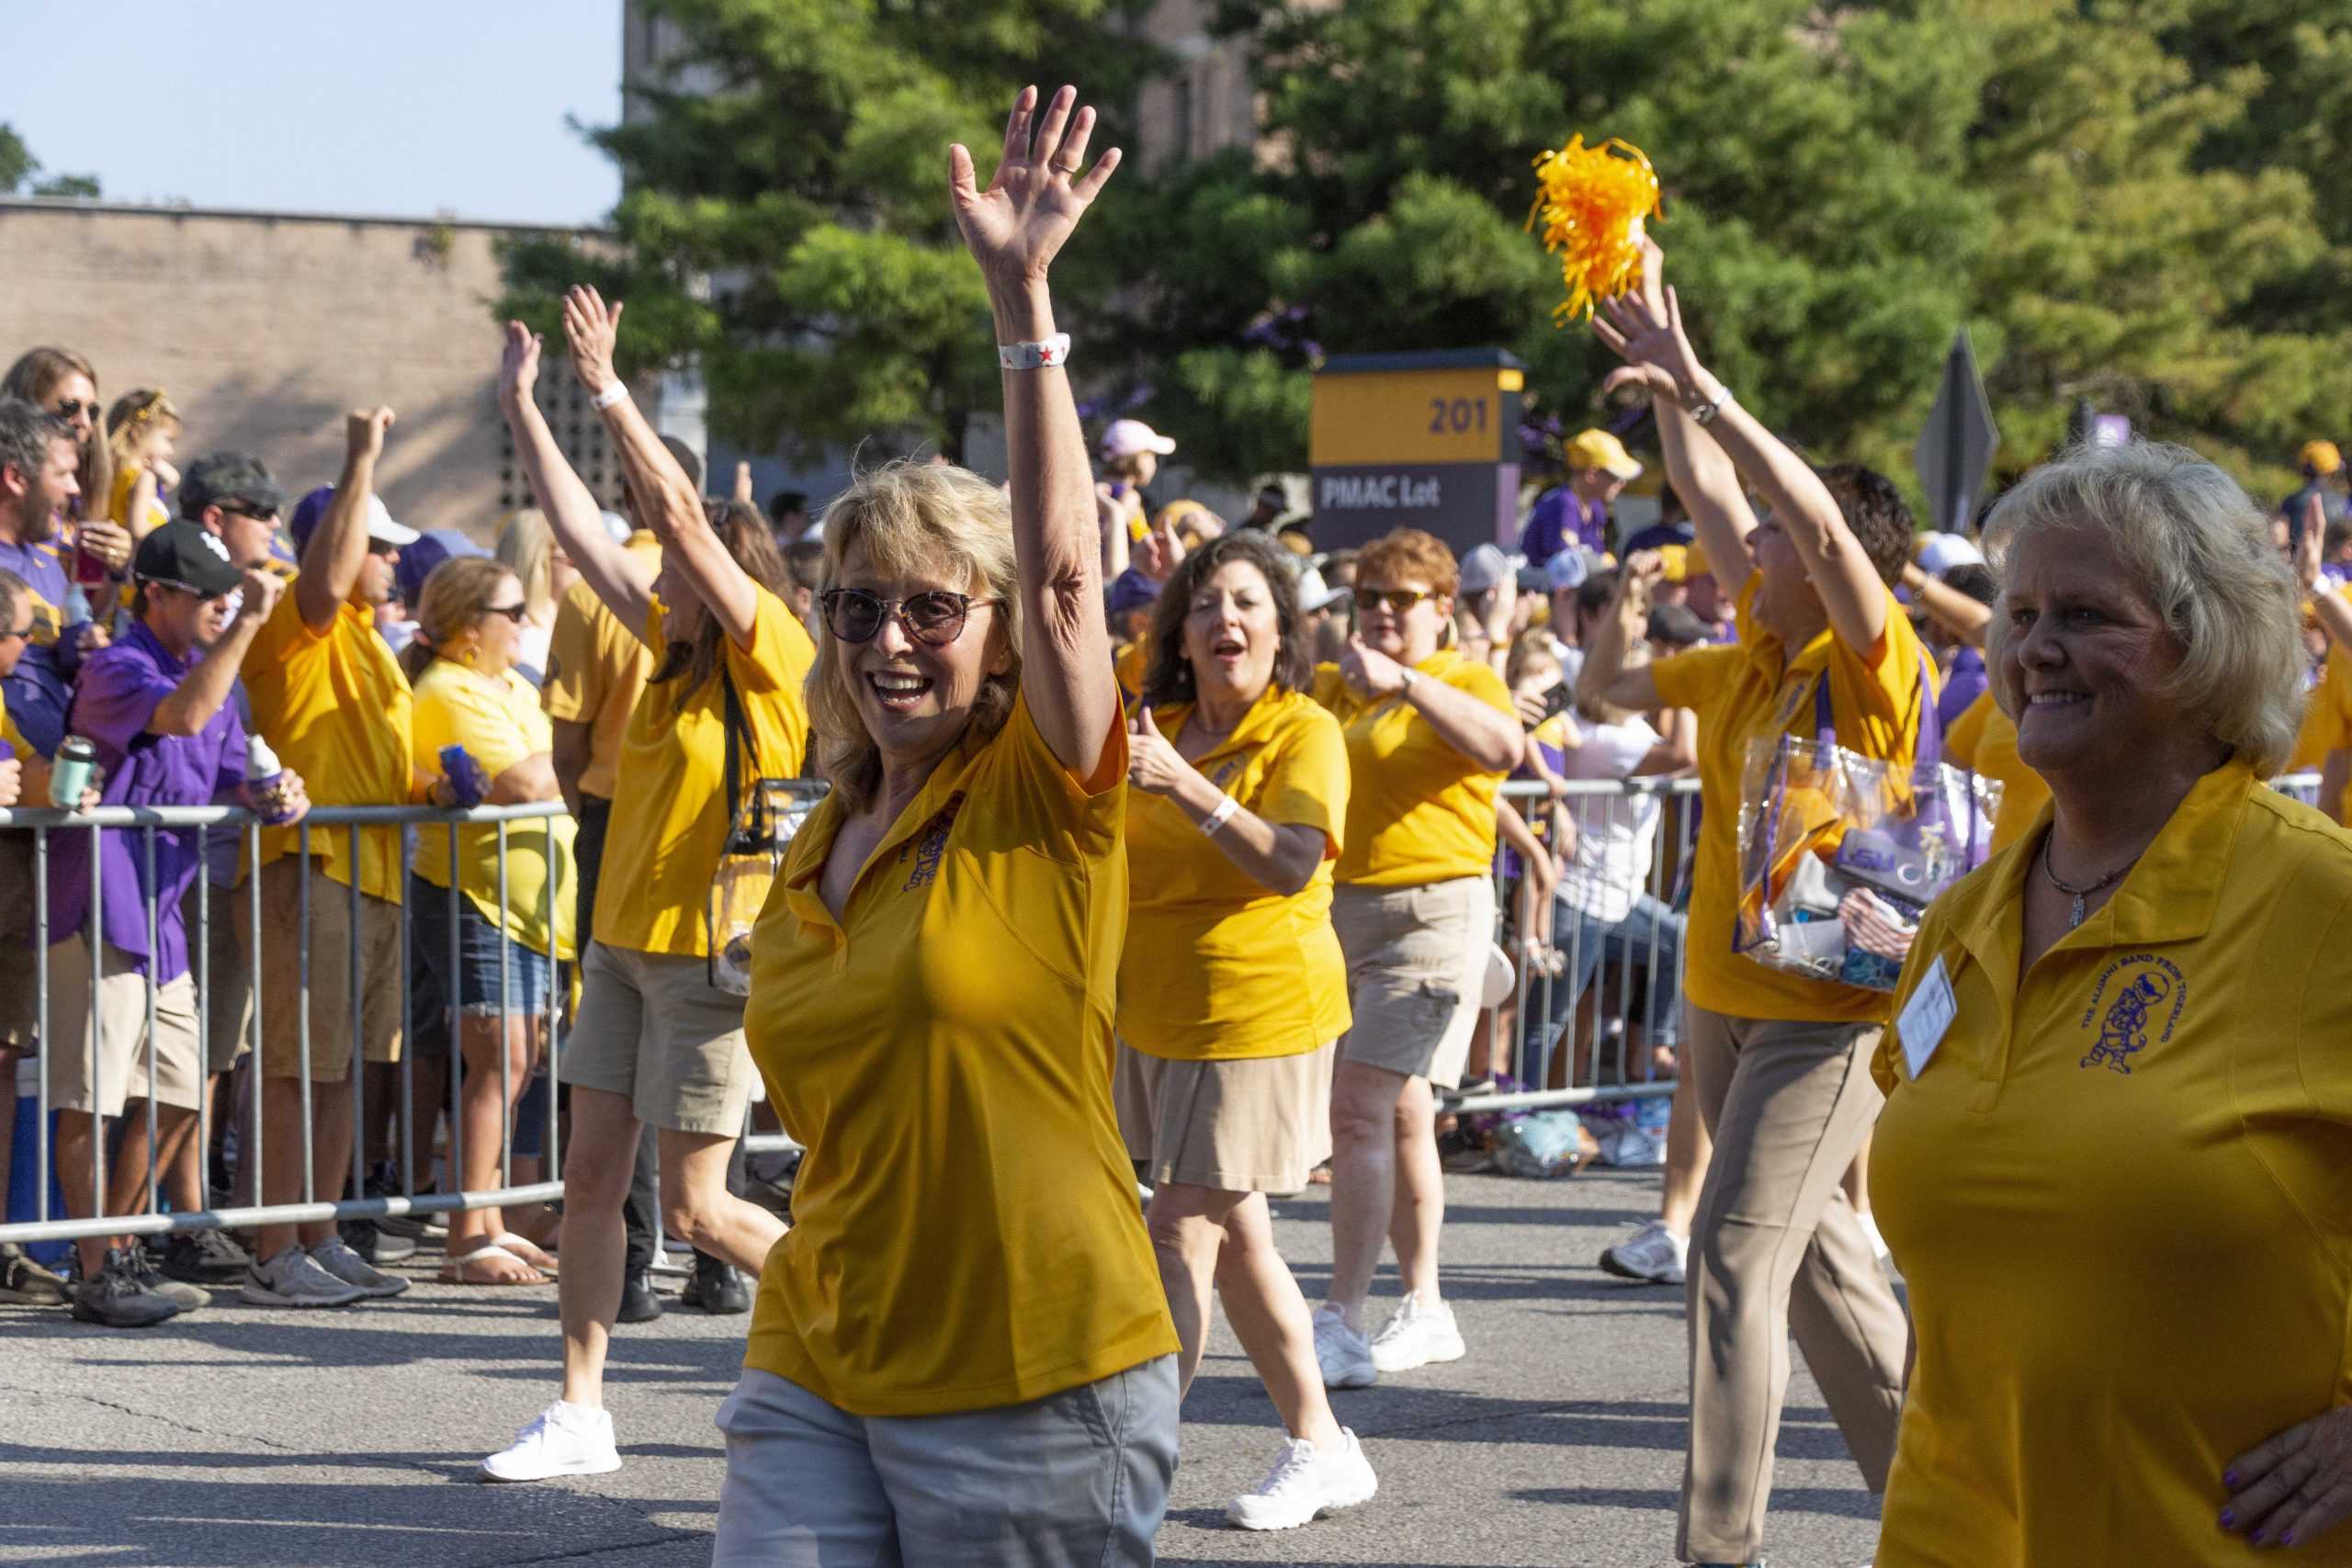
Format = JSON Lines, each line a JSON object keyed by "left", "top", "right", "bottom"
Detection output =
{"left": 0, "top": 122, "right": 100, "bottom": 198}
{"left": 497, "top": 0, "right": 1159, "bottom": 465}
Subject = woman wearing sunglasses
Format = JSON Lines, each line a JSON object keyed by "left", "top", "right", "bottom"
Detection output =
{"left": 704, "top": 87, "right": 1180, "bottom": 1565}
{"left": 484, "top": 295, "right": 812, "bottom": 1482}
{"left": 1310, "top": 527, "right": 1522, "bottom": 1389}
{"left": 2, "top": 347, "right": 131, "bottom": 579}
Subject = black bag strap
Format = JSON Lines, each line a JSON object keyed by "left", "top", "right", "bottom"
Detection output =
{"left": 718, "top": 669, "right": 772, "bottom": 851}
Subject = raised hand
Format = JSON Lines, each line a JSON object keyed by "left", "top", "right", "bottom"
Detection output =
{"left": 346, "top": 406, "right": 395, "bottom": 464}
{"left": 733, "top": 461, "right": 755, "bottom": 506}
{"left": 235, "top": 565, "right": 288, "bottom": 626}
{"left": 1135, "top": 512, "right": 1186, "bottom": 583}
{"left": 499, "top": 321, "right": 543, "bottom": 408}
{"left": 560, "top": 285, "right": 623, "bottom": 397}
{"left": 949, "top": 85, "right": 1123, "bottom": 288}
{"left": 1594, "top": 244, "right": 1708, "bottom": 403}
{"left": 1340, "top": 634, "right": 1410, "bottom": 700}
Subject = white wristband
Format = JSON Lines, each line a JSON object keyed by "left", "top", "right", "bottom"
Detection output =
{"left": 999, "top": 333, "right": 1071, "bottom": 371}
{"left": 1200, "top": 795, "right": 1240, "bottom": 838}
{"left": 1689, "top": 384, "right": 1734, "bottom": 426}
{"left": 591, "top": 381, "right": 631, "bottom": 412}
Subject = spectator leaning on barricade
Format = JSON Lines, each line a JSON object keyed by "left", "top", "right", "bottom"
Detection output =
{"left": 403, "top": 556, "right": 576, "bottom": 1286}
{"left": 1589, "top": 245, "right": 1917, "bottom": 1568}
{"left": 488, "top": 291, "right": 809, "bottom": 1483}
{"left": 230, "top": 412, "right": 422, "bottom": 1310}
{"left": 705, "top": 88, "right": 1179, "bottom": 1561}
{"left": 1115, "top": 529, "right": 1379, "bottom": 1530}
{"left": 1875, "top": 442, "right": 2352, "bottom": 1562}
{"left": 46, "top": 523, "right": 310, "bottom": 1327}
{"left": 1311, "top": 526, "right": 1522, "bottom": 1389}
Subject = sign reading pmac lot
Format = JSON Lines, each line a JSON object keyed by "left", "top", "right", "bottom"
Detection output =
{"left": 1309, "top": 350, "right": 1523, "bottom": 556}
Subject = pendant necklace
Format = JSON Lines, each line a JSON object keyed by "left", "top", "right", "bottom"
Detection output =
{"left": 2039, "top": 838, "right": 2138, "bottom": 931}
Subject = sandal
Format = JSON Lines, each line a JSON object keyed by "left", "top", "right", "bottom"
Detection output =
{"left": 438, "top": 1242, "right": 548, "bottom": 1287}
{"left": 488, "top": 1232, "right": 559, "bottom": 1274}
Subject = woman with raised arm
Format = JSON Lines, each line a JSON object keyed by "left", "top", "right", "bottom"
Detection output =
{"left": 482, "top": 304, "right": 812, "bottom": 1483}
{"left": 707, "top": 87, "right": 1178, "bottom": 1566}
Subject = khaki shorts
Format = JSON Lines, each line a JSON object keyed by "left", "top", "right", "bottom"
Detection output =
{"left": 43, "top": 936, "right": 205, "bottom": 1117}
{"left": 1114, "top": 1042, "right": 1335, "bottom": 1195}
{"left": 180, "top": 879, "right": 254, "bottom": 1074}
{"left": 238, "top": 858, "right": 404, "bottom": 1082}
{"left": 1331, "top": 875, "right": 1496, "bottom": 1089}
{"left": 0, "top": 832, "right": 35, "bottom": 1052}
{"left": 562, "top": 941, "right": 754, "bottom": 1136}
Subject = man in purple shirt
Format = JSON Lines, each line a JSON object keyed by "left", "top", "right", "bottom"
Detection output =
{"left": 1519, "top": 427, "right": 1644, "bottom": 564}
{"left": 49, "top": 520, "right": 311, "bottom": 1328}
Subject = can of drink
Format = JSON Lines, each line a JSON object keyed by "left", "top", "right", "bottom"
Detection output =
{"left": 50, "top": 736, "right": 96, "bottom": 808}
{"left": 439, "top": 744, "right": 486, "bottom": 810}
{"left": 245, "top": 734, "right": 296, "bottom": 825}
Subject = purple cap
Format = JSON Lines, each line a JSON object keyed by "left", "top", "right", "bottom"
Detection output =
{"left": 1107, "top": 569, "right": 1160, "bottom": 618}
{"left": 393, "top": 527, "right": 489, "bottom": 607}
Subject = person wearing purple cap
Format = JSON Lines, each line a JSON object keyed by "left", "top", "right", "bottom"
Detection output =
{"left": 49, "top": 521, "right": 311, "bottom": 1327}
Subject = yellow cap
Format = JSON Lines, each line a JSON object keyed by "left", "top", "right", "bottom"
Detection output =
{"left": 2303, "top": 440, "right": 2343, "bottom": 476}
{"left": 1657, "top": 543, "right": 1690, "bottom": 583}
{"left": 1565, "top": 428, "right": 1644, "bottom": 481}
{"left": 1685, "top": 541, "right": 1710, "bottom": 579}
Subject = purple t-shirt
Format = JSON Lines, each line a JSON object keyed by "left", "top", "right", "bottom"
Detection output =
{"left": 0, "top": 534, "right": 85, "bottom": 759}
{"left": 47, "top": 621, "right": 246, "bottom": 982}
{"left": 1937, "top": 647, "right": 1987, "bottom": 733}
{"left": 1520, "top": 488, "right": 1610, "bottom": 565}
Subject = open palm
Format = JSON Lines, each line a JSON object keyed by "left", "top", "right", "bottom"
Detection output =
{"left": 950, "top": 85, "right": 1122, "bottom": 285}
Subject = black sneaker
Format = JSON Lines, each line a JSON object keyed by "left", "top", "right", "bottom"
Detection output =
{"left": 72, "top": 1247, "right": 180, "bottom": 1328}
{"left": 163, "top": 1228, "right": 253, "bottom": 1286}
{"left": 130, "top": 1246, "right": 209, "bottom": 1312}
{"left": 616, "top": 1269, "right": 664, "bottom": 1325}
{"left": 0, "top": 1242, "right": 68, "bottom": 1307}
{"left": 681, "top": 1255, "right": 750, "bottom": 1314}
{"left": 339, "top": 1218, "right": 418, "bottom": 1265}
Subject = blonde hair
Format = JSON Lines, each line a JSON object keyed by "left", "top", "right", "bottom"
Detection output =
{"left": 400, "top": 558, "right": 517, "bottom": 682}
{"left": 105, "top": 389, "right": 179, "bottom": 472}
{"left": 810, "top": 460, "right": 1021, "bottom": 813}
{"left": 494, "top": 508, "right": 557, "bottom": 623}
{"left": 1982, "top": 440, "right": 2304, "bottom": 775}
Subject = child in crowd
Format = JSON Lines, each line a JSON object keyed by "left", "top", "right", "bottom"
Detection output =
{"left": 104, "top": 389, "right": 180, "bottom": 544}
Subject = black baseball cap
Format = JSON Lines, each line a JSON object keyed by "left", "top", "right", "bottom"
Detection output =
{"left": 178, "top": 451, "right": 286, "bottom": 525}
{"left": 134, "top": 519, "right": 245, "bottom": 599}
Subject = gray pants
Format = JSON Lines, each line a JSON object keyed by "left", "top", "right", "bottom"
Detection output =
{"left": 711, "top": 1359, "right": 1181, "bottom": 1567}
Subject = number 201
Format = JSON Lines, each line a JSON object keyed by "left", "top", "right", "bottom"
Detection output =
{"left": 1428, "top": 398, "right": 1488, "bottom": 434}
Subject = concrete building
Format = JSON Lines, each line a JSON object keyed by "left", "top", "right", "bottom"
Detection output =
{"left": 0, "top": 197, "right": 616, "bottom": 543}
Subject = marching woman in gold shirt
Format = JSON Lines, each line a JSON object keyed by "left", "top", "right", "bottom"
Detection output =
{"left": 1116, "top": 529, "right": 1378, "bottom": 1530}
{"left": 1878, "top": 442, "right": 2352, "bottom": 1564}
{"left": 710, "top": 87, "right": 1179, "bottom": 1565}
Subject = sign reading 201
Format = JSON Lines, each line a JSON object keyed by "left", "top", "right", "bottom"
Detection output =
{"left": 1429, "top": 398, "right": 1490, "bottom": 435}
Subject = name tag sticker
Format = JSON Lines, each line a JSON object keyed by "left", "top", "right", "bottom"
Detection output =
{"left": 1897, "top": 954, "right": 1957, "bottom": 1079}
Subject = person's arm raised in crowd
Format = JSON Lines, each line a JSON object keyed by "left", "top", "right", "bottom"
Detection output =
{"left": 496, "top": 321, "right": 656, "bottom": 639}
{"left": 293, "top": 408, "right": 394, "bottom": 632}
{"left": 1126, "top": 705, "right": 1325, "bottom": 895}
{"left": 549, "top": 718, "right": 593, "bottom": 821}
{"left": 562, "top": 286, "right": 761, "bottom": 650}
{"left": 1900, "top": 559, "right": 1992, "bottom": 649}
{"left": 2297, "top": 504, "right": 2352, "bottom": 652}
{"left": 1577, "top": 550, "right": 1667, "bottom": 716}
{"left": 153, "top": 570, "right": 284, "bottom": 736}
{"left": 951, "top": 85, "right": 1124, "bottom": 776}
{"left": 1597, "top": 258, "right": 1887, "bottom": 655}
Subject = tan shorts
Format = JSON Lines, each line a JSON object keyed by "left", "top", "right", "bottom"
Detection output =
{"left": 1114, "top": 1042, "right": 1335, "bottom": 1195}
{"left": 562, "top": 941, "right": 754, "bottom": 1136}
{"left": 180, "top": 880, "right": 254, "bottom": 1074}
{"left": 239, "top": 858, "right": 404, "bottom": 1082}
{"left": 1330, "top": 875, "right": 1496, "bottom": 1089}
{"left": 0, "top": 832, "right": 35, "bottom": 1052}
{"left": 43, "top": 936, "right": 205, "bottom": 1117}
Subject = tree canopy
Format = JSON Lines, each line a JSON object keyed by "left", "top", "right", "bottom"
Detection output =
{"left": 0, "top": 124, "right": 100, "bottom": 199}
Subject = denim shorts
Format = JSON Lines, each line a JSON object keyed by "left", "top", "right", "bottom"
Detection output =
{"left": 408, "top": 874, "right": 553, "bottom": 1021}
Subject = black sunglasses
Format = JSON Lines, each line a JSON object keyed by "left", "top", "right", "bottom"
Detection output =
{"left": 223, "top": 502, "right": 279, "bottom": 524}
{"left": 51, "top": 399, "right": 97, "bottom": 422}
{"left": 481, "top": 603, "right": 530, "bottom": 623}
{"left": 820, "top": 588, "right": 996, "bottom": 647}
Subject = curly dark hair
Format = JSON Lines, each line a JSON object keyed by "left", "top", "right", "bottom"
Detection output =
{"left": 1138, "top": 531, "right": 1315, "bottom": 709}
{"left": 1813, "top": 463, "right": 1916, "bottom": 587}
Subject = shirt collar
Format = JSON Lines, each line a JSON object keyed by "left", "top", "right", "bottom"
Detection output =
{"left": 1161, "top": 685, "right": 1298, "bottom": 761}
{"left": 782, "top": 712, "right": 995, "bottom": 931}
{"left": 125, "top": 617, "right": 189, "bottom": 678}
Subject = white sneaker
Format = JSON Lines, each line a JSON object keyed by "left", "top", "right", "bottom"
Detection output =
{"left": 1858, "top": 1210, "right": 1891, "bottom": 1265}
{"left": 1312, "top": 1304, "right": 1377, "bottom": 1389}
{"left": 308, "top": 1237, "right": 409, "bottom": 1300}
{"left": 1369, "top": 1294, "right": 1465, "bottom": 1373}
{"left": 482, "top": 1401, "right": 622, "bottom": 1482}
{"left": 1226, "top": 1428, "right": 1378, "bottom": 1530}
{"left": 1599, "top": 1219, "right": 1689, "bottom": 1285}
{"left": 239, "top": 1245, "right": 366, "bottom": 1308}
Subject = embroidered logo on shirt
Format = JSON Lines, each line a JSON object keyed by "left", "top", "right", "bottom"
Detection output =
{"left": 1208, "top": 756, "right": 1245, "bottom": 791}
{"left": 2077, "top": 953, "right": 2187, "bottom": 1075}
{"left": 899, "top": 791, "right": 967, "bottom": 892}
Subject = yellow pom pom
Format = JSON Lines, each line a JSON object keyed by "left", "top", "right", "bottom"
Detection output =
{"left": 1528, "top": 135, "right": 1663, "bottom": 323}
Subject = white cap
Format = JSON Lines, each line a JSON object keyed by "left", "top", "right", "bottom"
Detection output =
{"left": 364, "top": 493, "right": 420, "bottom": 547}
{"left": 246, "top": 734, "right": 283, "bottom": 782}
{"left": 1101, "top": 419, "right": 1176, "bottom": 460}
{"left": 1295, "top": 566, "right": 1350, "bottom": 614}
{"left": 1915, "top": 532, "right": 1984, "bottom": 577}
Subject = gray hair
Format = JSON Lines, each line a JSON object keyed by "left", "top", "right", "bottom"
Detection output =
{"left": 0, "top": 398, "right": 70, "bottom": 489}
{"left": 1982, "top": 440, "right": 2304, "bottom": 776}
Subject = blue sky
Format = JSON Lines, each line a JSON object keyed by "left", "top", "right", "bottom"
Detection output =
{"left": 6, "top": 1, "right": 623, "bottom": 226}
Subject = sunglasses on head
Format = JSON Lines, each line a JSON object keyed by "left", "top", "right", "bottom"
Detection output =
{"left": 820, "top": 588, "right": 994, "bottom": 647}
{"left": 481, "top": 603, "right": 530, "bottom": 624}
{"left": 1356, "top": 587, "right": 1434, "bottom": 615}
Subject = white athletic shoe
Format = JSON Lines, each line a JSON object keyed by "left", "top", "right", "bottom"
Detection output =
{"left": 1369, "top": 1294, "right": 1465, "bottom": 1373}
{"left": 308, "top": 1237, "right": 409, "bottom": 1299}
{"left": 1858, "top": 1210, "right": 1892, "bottom": 1265}
{"left": 239, "top": 1245, "right": 366, "bottom": 1308}
{"left": 482, "top": 1401, "right": 622, "bottom": 1483}
{"left": 1312, "top": 1304, "right": 1377, "bottom": 1389}
{"left": 1226, "top": 1428, "right": 1379, "bottom": 1530}
{"left": 1599, "top": 1219, "right": 1689, "bottom": 1285}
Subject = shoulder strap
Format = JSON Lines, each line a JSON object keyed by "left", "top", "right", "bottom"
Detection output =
{"left": 718, "top": 668, "right": 772, "bottom": 842}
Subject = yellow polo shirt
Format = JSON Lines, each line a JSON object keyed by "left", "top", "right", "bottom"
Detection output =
{"left": 1119, "top": 688, "right": 1351, "bottom": 1059}
{"left": 241, "top": 588, "right": 414, "bottom": 903}
{"left": 1114, "top": 635, "right": 1149, "bottom": 704}
{"left": 743, "top": 694, "right": 1178, "bottom": 1416}
{"left": 410, "top": 660, "right": 578, "bottom": 959}
{"left": 542, "top": 531, "right": 662, "bottom": 801}
{"left": 1873, "top": 761, "right": 2352, "bottom": 1566}
{"left": 1312, "top": 648, "right": 1514, "bottom": 886}
{"left": 593, "top": 587, "right": 816, "bottom": 957}
{"left": 2291, "top": 643, "right": 2352, "bottom": 822}
{"left": 1649, "top": 577, "right": 1933, "bottom": 1024}
{"left": 1943, "top": 690, "right": 2048, "bottom": 853}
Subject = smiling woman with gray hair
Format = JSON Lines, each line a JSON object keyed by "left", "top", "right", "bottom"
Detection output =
{"left": 1871, "top": 439, "right": 2352, "bottom": 1564}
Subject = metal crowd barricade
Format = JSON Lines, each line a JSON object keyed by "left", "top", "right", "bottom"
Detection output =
{"left": 0, "top": 798, "right": 569, "bottom": 1246}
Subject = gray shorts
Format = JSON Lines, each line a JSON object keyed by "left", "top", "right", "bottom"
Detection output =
{"left": 711, "top": 1359, "right": 1180, "bottom": 1568}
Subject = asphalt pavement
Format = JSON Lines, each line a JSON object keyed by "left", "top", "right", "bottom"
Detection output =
{"left": 0, "top": 1168, "right": 1880, "bottom": 1566}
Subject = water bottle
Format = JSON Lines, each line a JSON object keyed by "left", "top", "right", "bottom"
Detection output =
{"left": 438, "top": 745, "right": 485, "bottom": 810}
{"left": 245, "top": 734, "right": 297, "bottom": 825}
{"left": 49, "top": 737, "right": 96, "bottom": 808}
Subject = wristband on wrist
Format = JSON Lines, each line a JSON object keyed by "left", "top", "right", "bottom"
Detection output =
{"left": 1200, "top": 795, "right": 1240, "bottom": 838}
{"left": 591, "top": 381, "right": 630, "bottom": 412}
{"left": 1689, "top": 383, "right": 1734, "bottom": 426}
{"left": 999, "top": 333, "right": 1071, "bottom": 370}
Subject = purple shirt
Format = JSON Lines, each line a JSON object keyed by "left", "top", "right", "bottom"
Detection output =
{"left": 0, "top": 534, "right": 85, "bottom": 759}
{"left": 1520, "top": 487, "right": 1611, "bottom": 564}
{"left": 1937, "top": 647, "right": 1988, "bottom": 733}
{"left": 47, "top": 621, "right": 246, "bottom": 982}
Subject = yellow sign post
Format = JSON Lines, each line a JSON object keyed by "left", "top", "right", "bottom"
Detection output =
{"left": 1309, "top": 350, "right": 1523, "bottom": 555}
